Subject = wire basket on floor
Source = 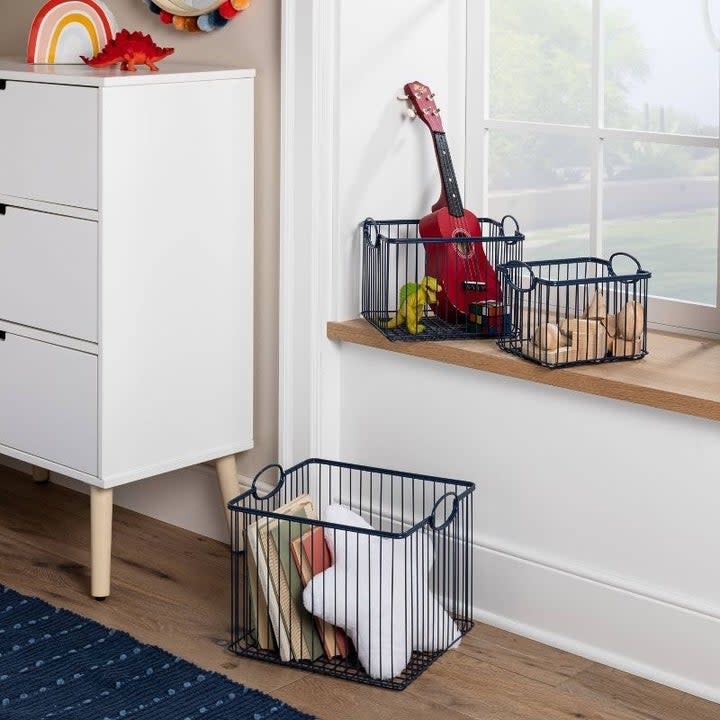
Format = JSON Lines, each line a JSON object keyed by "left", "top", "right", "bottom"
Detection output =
{"left": 362, "top": 216, "right": 523, "bottom": 341}
{"left": 229, "top": 459, "right": 475, "bottom": 690}
{"left": 497, "top": 254, "right": 651, "bottom": 368}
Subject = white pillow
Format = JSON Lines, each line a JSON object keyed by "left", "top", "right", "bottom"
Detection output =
{"left": 409, "top": 531, "right": 463, "bottom": 653}
{"left": 302, "top": 504, "right": 461, "bottom": 680}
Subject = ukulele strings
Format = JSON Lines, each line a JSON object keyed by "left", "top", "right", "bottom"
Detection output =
{"left": 455, "top": 213, "right": 492, "bottom": 318}
{"left": 433, "top": 129, "right": 496, "bottom": 319}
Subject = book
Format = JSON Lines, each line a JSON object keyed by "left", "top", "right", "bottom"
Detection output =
{"left": 246, "top": 515, "right": 291, "bottom": 660}
{"left": 245, "top": 494, "right": 319, "bottom": 662}
{"left": 290, "top": 526, "right": 349, "bottom": 658}
{"left": 301, "top": 525, "right": 333, "bottom": 576}
{"left": 289, "top": 531, "right": 314, "bottom": 586}
{"left": 269, "top": 508, "right": 324, "bottom": 661}
{"left": 244, "top": 540, "right": 275, "bottom": 651}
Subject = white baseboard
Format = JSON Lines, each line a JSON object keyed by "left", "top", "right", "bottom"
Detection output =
{"left": 473, "top": 542, "right": 720, "bottom": 704}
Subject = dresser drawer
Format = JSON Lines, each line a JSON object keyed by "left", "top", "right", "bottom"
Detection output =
{"left": 0, "top": 81, "right": 97, "bottom": 209}
{"left": 0, "top": 332, "right": 97, "bottom": 474}
{"left": 0, "top": 205, "right": 97, "bottom": 341}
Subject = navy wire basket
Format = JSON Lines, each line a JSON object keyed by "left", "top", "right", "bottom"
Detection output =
{"left": 362, "top": 216, "right": 524, "bottom": 341}
{"left": 497, "top": 254, "right": 651, "bottom": 368}
{"left": 229, "top": 459, "right": 475, "bottom": 690}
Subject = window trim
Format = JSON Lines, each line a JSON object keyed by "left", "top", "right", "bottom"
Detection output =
{"left": 466, "top": 0, "right": 720, "bottom": 337}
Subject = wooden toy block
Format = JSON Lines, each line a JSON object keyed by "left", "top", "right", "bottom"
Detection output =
{"left": 559, "top": 318, "right": 574, "bottom": 337}
{"left": 522, "top": 340, "right": 576, "bottom": 366}
{"left": 584, "top": 289, "right": 606, "bottom": 319}
{"left": 602, "top": 315, "right": 617, "bottom": 338}
{"left": 601, "top": 315, "right": 617, "bottom": 354}
{"left": 615, "top": 301, "right": 645, "bottom": 338}
{"left": 611, "top": 337, "right": 644, "bottom": 357}
{"left": 572, "top": 321, "right": 608, "bottom": 361}
{"left": 560, "top": 317, "right": 604, "bottom": 340}
{"left": 532, "top": 322, "right": 567, "bottom": 351}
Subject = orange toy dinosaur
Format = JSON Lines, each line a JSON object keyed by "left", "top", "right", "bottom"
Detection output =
{"left": 81, "top": 30, "right": 174, "bottom": 72}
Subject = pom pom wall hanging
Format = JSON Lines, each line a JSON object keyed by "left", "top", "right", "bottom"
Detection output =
{"left": 143, "top": 0, "right": 251, "bottom": 33}
{"left": 27, "top": 0, "right": 118, "bottom": 64}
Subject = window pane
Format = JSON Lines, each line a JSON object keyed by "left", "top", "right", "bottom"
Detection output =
{"left": 605, "top": 1, "right": 719, "bottom": 137}
{"left": 488, "top": 130, "right": 592, "bottom": 260}
{"left": 604, "top": 141, "right": 718, "bottom": 305}
{"left": 489, "top": 0, "right": 592, "bottom": 125}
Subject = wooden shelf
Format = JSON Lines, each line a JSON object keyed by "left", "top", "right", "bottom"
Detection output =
{"left": 327, "top": 319, "right": 720, "bottom": 423}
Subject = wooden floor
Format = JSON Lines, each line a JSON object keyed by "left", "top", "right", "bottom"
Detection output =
{"left": 0, "top": 465, "right": 716, "bottom": 720}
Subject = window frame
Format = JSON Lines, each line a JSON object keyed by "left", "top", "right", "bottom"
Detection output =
{"left": 466, "top": 0, "right": 720, "bottom": 337}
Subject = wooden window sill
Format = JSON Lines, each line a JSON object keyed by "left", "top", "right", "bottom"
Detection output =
{"left": 327, "top": 319, "right": 720, "bottom": 423}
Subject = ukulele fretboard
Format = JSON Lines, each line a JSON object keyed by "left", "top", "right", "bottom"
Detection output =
{"left": 433, "top": 132, "right": 464, "bottom": 218}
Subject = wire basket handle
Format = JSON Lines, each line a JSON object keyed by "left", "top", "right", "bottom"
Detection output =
{"left": 362, "top": 217, "right": 380, "bottom": 247}
{"left": 497, "top": 259, "right": 537, "bottom": 293}
{"left": 429, "top": 492, "right": 460, "bottom": 531}
{"left": 251, "top": 463, "right": 286, "bottom": 500}
{"left": 608, "top": 251, "right": 645, "bottom": 282}
{"left": 500, "top": 214, "right": 522, "bottom": 241}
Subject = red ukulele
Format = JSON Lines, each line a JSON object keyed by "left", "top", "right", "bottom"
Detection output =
{"left": 404, "top": 81, "right": 501, "bottom": 321}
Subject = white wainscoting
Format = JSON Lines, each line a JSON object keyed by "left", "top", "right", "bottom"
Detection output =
{"left": 280, "top": 0, "right": 720, "bottom": 702}
{"left": 334, "top": 344, "right": 720, "bottom": 702}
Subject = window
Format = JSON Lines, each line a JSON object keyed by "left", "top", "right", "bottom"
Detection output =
{"left": 467, "top": 0, "right": 720, "bottom": 335}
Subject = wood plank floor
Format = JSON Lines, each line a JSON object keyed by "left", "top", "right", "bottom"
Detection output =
{"left": 0, "top": 465, "right": 716, "bottom": 720}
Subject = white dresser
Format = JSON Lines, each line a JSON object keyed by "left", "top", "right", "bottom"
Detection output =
{"left": 0, "top": 60, "right": 254, "bottom": 597}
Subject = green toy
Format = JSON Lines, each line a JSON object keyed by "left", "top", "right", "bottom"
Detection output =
{"left": 383, "top": 276, "right": 441, "bottom": 334}
{"left": 398, "top": 282, "right": 418, "bottom": 306}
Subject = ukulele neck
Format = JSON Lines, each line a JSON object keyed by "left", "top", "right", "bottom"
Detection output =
{"left": 432, "top": 131, "right": 464, "bottom": 218}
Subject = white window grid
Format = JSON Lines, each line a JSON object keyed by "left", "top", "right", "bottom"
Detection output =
{"left": 466, "top": 0, "right": 720, "bottom": 337}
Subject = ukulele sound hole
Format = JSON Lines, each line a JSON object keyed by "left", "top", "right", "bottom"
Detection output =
{"left": 451, "top": 229, "right": 473, "bottom": 259}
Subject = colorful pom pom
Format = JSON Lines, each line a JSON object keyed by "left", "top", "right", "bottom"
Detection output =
{"left": 219, "top": 2, "right": 238, "bottom": 20}
{"left": 197, "top": 13, "right": 214, "bottom": 32}
{"left": 210, "top": 10, "right": 229, "bottom": 27}
{"left": 150, "top": 0, "right": 250, "bottom": 32}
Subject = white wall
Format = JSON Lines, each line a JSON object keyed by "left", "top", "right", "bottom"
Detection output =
{"left": 334, "top": 0, "right": 467, "bottom": 322}
{"left": 282, "top": 0, "right": 720, "bottom": 704}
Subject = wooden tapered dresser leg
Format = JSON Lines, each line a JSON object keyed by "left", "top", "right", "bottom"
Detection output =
{"left": 216, "top": 455, "right": 241, "bottom": 546}
{"left": 32, "top": 466, "right": 50, "bottom": 484}
{"left": 90, "top": 487, "right": 113, "bottom": 599}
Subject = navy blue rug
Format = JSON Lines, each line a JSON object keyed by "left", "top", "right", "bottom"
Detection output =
{"left": 0, "top": 584, "right": 314, "bottom": 720}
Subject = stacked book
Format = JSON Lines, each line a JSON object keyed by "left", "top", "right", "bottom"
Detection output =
{"left": 245, "top": 494, "right": 349, "bottom": 662}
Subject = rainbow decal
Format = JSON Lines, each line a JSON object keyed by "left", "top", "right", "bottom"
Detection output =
{"left": 27, "top": 0, "right": 118, "bottom": 64}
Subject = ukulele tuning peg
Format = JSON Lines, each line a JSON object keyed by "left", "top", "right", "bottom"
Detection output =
{"left": 429, "top": 93, "right": 436, "bottom": 99}
{"left": 433, "top": 108, "right": 442, "bottom": 115}
{"left": 406, "top": 108, "right": 417, "bottom": 119}
{"left": 396, "top": 93, "right": 410, "bottom": 101}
